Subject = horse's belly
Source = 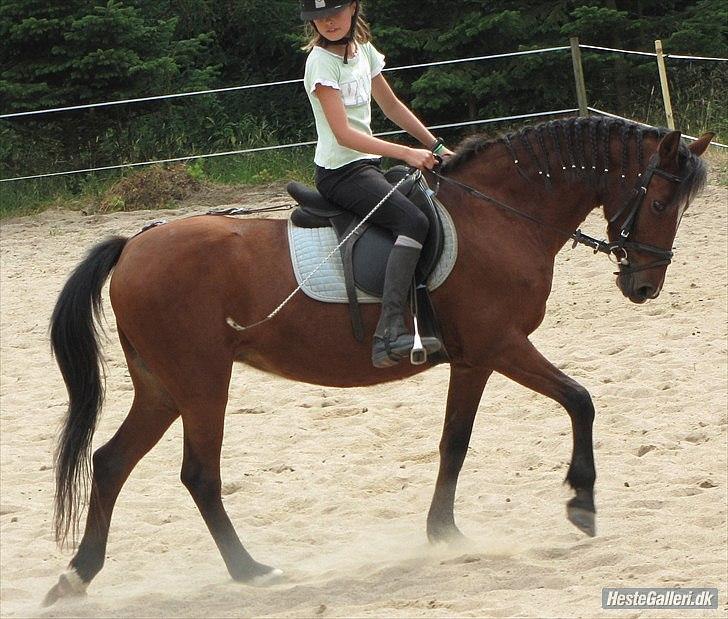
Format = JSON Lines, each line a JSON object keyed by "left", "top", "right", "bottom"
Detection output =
{"left": 233, "top": 296, "right": 431, "bottom": 388}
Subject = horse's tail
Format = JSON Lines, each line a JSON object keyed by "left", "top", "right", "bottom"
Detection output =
{"left": 50, "top": 236, "right": 128, "bottom": 547}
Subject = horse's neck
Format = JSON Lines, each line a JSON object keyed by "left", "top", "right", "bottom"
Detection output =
{"left": 444, "top": 154, "right": 602, "bottom": 258}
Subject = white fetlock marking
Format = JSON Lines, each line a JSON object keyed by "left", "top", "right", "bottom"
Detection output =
{"left": 61, "top": 569, "right": 88, "bottom": 594}
{"left": 250, "top": 568, "right": 283, "bottom": 586}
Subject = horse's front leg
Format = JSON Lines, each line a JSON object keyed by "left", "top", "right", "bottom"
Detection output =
{"left": 427, "top": 364, "right": 492, "bottom": 543}
{"left": 495, "top": 337, "right": 596, "bottom": 536}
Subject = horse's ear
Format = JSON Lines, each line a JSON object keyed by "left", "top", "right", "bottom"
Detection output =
{"left": 688, "top": 132, "right": 715, "bottom": 157}
{"left": 657, "top": 130, "right": 682, "bottom": 167}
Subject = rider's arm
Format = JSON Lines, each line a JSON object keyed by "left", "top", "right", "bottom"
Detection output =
{"left": 314, "top": 84, "right": 435, "bottom": 170}
{"left": 371, "top": 73, "right": 437, "bottom": 150}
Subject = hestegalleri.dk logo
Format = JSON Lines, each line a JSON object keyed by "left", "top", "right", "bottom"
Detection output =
{"left": 602, "top": 587, "right": 719, "bottom": 609}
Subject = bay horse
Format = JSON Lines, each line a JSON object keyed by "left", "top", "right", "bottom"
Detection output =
{"left": 44, "top": 117, "right": 712, "bottom": 604}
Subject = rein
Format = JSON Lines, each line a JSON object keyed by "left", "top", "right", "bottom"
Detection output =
{"left": 430, "top": 155, "right": 683, "bottom": 275}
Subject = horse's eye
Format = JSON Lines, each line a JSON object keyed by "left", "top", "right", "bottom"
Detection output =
{"left": 652, "top": 200, "right": 667, "bottom": 213}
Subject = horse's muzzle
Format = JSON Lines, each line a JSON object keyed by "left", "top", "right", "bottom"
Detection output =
{"left": 617, "top": 274, "right": 663, "bottom": 304}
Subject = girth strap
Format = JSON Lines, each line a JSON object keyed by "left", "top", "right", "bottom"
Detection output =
{"left": 339, "top": 219, "right": 368, "bottom": 342}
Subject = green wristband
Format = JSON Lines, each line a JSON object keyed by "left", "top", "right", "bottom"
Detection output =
{"left": 431, "top": 137, "right": 446, "bottom": 155}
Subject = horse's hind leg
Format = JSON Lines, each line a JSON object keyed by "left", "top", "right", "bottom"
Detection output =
{"left": 180, "top": 402, "right": 282, "bottom": 584}
{"left": 44, "top": 346, "right": 179, "bottom": 605}
{"left": 494, "top": 337, "right": 596, "bottom": 536}
{"left": 427, "top": 365, "right": 492, "bottom": 543}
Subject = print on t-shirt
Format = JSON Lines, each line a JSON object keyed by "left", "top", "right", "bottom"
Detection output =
{"left": 340, "top": 76, "right": 370, "bottom": 107}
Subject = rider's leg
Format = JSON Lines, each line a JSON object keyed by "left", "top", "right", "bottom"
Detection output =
{"left": 371, "top": 237, "right": 428, "bottom": 367}
{"left": 316, "top": 160, "right": 441, "bottom": 367}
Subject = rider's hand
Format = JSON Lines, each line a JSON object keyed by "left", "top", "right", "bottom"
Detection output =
{"left": 403, "top": 147, "right": 436, "bottom": 171}
{"left": 436, "top": 148, "right": 455, "bottom": 166}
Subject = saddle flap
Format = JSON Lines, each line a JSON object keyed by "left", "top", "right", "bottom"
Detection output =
{"left": 383, "top": 165, "right": 419, "bottom": 196}
{"left": 351, "top": 173, "right": 445, "bottom": 295}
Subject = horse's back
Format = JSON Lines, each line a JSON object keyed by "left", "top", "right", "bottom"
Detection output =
{"left": 112, "top": 215, "right": 289, "bottom": 296}
{"left": 118, "top": 214, "right": 285, "bottom": 265}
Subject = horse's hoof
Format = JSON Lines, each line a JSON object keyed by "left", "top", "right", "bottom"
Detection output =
{"left": 42, "top": 571, "right": 88, "bottom": 607}
{"left": 567, "top": 505, "right": 596, "bottom": 537}
{"left": 427, "top": 524, "right": 466, "bottom": 546}
{"left": 233, "top": 562, "right": 284, "bottom": 586}
{"left": 249, "top": 567, "right": 284, "bottom": 587}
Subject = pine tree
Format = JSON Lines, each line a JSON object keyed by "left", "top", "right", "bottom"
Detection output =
{"left": 0, "top": 0, "right": 221, "bottom": 171}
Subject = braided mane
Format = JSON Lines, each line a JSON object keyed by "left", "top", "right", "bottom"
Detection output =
{"left": 443, "top": 116, "right": 707, "bottom": 206}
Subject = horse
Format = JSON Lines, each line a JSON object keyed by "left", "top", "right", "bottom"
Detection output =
{"left": 43, "top": 116, "right": 712, "bottom": 605}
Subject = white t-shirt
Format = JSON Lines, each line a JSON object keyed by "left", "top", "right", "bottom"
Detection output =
{"left": 304, "top": 41, "right": 386, "bottom": 169}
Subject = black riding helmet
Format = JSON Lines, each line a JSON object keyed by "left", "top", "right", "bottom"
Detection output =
{"left": 301, "top": 0, "right": 360, "bottom": 63}
{"left": 300, "top": 0, "right": 355, "bottom": 21}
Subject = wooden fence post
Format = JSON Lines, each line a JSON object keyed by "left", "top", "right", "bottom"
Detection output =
{"left": 655, "top": 39, "right": 676, "bottom": 129}
{"left": 570, "top": 37, "right": 589, "bottom": 117}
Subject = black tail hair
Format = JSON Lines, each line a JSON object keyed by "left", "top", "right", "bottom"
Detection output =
{"left": 50, "top": 236, "right": 127, "bottom": 547}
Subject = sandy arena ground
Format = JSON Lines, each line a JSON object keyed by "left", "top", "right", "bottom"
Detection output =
{"left": 0, "top": 176, "right": 726, "bottom": 618}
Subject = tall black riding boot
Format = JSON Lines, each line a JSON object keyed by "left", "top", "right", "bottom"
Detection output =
{"left": 372, "top": 242, "right": 441, "bottom": 368}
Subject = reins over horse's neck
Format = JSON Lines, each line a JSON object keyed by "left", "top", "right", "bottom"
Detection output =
{"left": 438, "top": 148, "right": 599, "bottom": 259}
{"left": 432, "top": 167, "right": 615, "bottom": 259}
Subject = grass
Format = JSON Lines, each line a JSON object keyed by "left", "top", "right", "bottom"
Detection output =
{"left": 1, "top": 122, "right": 725, "bottom": 219}
{"left": 0, "top": 148, "right": 316, "bottom": 219}
{"left": 704, "top": 147, "right": 728, "bottom": 186}
{"left": 192, "top": 147, "right": 314, "bottom": 185}
{"left": 0, "top": 173, "right": 117, "bottom": 219}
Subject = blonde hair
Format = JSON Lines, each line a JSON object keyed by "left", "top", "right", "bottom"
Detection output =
{"left": 302, "top": 2, "right": 372, "bottom": 52}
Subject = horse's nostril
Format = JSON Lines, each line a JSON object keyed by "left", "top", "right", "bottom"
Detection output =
{"left": 637, "top": 285, "right": 655, "bottom": 299}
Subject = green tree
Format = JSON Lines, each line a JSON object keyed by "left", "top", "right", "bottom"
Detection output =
{"left": 666, "top": 0, "right": 728, "bottom": 55}
{"left": 0, "top": 0, "right": 220, "bottom": 172}
{"left": 2, "top": 0, "right": 726, "bottom": 193}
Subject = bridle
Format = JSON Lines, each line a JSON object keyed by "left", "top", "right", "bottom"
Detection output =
{"left": 430, "top": 153, "right": 684, "bottom": 277}
{"left": 603, "top": 154, "right": 682, "bottom": 275}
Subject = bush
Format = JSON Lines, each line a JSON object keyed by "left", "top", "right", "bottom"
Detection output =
{"left": 97, "top": 164, "right": 200, "bottom": 212}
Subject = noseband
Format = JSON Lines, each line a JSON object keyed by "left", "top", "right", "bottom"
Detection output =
{"left": 431, "top": 154, "right": 685, "bottom": 277}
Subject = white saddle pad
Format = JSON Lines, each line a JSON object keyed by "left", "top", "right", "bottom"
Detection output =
{"left": 288, "top": 198, "right": 458, "bottom": 304}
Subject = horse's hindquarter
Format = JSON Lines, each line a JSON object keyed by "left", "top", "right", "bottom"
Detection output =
{"left": 109, "top": 216, "right": 286, "bottom": 369}
{"left": 109, "top": 216, "right": 430, "bottom": 388}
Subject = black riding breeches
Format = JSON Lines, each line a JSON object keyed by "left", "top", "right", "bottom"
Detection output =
{"left": 315, "top": 158, "right": 429, "bottom": 244}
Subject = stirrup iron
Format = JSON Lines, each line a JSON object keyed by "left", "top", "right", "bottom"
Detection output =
{"left": 409, "top": 278, "right": 426, "bottom": 365}
{"left": 410, "top": 315, "right": 427, "bottom": 365}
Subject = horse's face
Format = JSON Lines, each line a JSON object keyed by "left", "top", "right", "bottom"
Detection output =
{"left": 608, "top": 131, "right": 712, "bottom": 304}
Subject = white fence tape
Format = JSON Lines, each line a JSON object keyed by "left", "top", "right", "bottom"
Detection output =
{"left": 0, "top": 109, "right": 579, "bottom": 183}
{"left": 580, "top": 44, "right": 728, "bottom": 62}
{"left": 588, "top": 107, "right": 727, "bottom": 148}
